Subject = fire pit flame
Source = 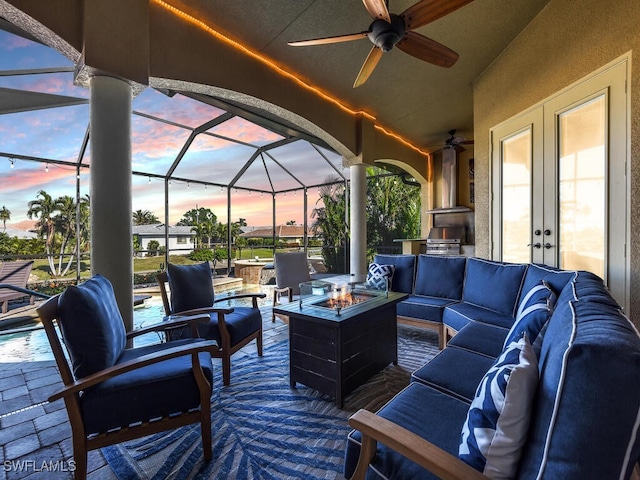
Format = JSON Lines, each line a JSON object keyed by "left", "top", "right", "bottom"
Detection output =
{"left": 313, "top": 285, "right": 373, "bottom": 311}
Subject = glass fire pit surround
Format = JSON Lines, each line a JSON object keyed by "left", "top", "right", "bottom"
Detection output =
{"left": 298, "top": 280, "right": 387, "bottom": 316}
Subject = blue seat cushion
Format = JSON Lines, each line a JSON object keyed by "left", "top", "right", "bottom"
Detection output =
{"left": 58, "top": 275, "right": 126, "bottom": 379}
{"left": 344, "top": 382, "right": 470, "bottom": 480}
{"left": 167, "top": 261, "right": 214, "bottom": 313}
{"left": 463, "top": 258, "right": 527, "bottom": 316}
{"left": 200, "top": 306, "right": 261, "bottom": 346}
{"left": 397, "top": 295, "right": 456, "bottom": 323}
{"left": 80, "top": 339, "right": 213, "bottom": 434}
{"left": 444, "top": 302, "right": 515, "bottom": 331}
{"left": 447, "top": 322, "right": 509, "bottom": 359}
{"left": 168, "top": 306, "right": 261, "bottom": 346}
{"left": 373, "top": 254, "right": 416, "bottom": 294}
{"left": 411, "top": 347, "right": 494, "bottom": 403}
{"left": 414, "top": 254, "right": 467, "bottom": 300}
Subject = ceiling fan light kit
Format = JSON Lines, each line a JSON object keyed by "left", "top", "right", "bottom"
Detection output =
{"left": 288, "top": 0, "right": 476, "bottom": 87}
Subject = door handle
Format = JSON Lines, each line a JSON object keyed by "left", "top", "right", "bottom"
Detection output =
{"left": 544, "top": 243, "right": 552, "bottom": 249}
{"left": 527, "top": 243, "right": 542, "bottom": 249}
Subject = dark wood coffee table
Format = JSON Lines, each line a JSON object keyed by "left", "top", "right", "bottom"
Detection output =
{"left": 273, "top": 288, "right": 408, "bottom": 408}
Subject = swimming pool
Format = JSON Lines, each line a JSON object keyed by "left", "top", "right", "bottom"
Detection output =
{"left": 0, "top": 296, "right": 167, "bottom": 363}
{"left": 0, "top": 287, "right": 274, "bottom": 363}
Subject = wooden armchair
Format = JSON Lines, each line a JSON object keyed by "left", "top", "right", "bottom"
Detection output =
{"left": 348, "top": 409, "right": 490, "bottom": 480}
{"left": 157, "top": 261, "right": 266, "bottom": 386}
{"left": 38, "top": 275, "right": 216, "bottom": 480}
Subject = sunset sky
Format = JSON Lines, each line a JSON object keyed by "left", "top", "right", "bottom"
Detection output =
{"left": 0, "top": 28, "right": 347, "bottom": 231}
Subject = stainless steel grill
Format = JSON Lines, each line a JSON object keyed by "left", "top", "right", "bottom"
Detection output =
{"left": 426, "top": 226, "right": 465, "bottom": 255}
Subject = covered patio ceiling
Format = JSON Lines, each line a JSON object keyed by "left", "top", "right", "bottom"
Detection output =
{"left": 0, "top": 25, "right": 353, "bottom": 204}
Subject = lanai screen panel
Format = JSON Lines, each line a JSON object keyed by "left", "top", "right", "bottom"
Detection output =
{"left": 0, "top": 105, "right": 89, "bottom": 162}
{"left": 208, "top": 116, "right": 284, "bottom": 147}
{"left": 173, "top": 133, "right": 258, "bottom": 186}
{"left": 131, "top": 113, "right": 192, "bottom": 176}
{"left": 132, "top": 90, "right": 226, "bottom": 129}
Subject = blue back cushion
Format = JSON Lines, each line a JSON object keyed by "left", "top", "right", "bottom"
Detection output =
{"left": 58, "top": 274, "right": 126, "bottom": 379}
{"left": 414, "top": 254, "right": 467, "bottom": 300}
{"left": 167, "top": 262, "right": 214, "bottom": 313}
{"left": 519, "top": 298, "right": 640, "bottom": 479}
{"left": 463, "top": 258, "right": 527, "bottom": 316}
{"left": 373, "top": 254, "right": 416, "bottom": 293}
{"left": 521, "top": 263, "right": 575, "bottom": 302}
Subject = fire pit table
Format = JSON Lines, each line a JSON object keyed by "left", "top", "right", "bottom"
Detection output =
{"left": 273, "top": 278, "right": 408, "bottom": 408}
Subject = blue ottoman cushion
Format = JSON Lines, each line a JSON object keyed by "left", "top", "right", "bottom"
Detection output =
{"left": 411, "top": 347, "right": 494, "bottom": 403}
{"left": 447, "top": 322, "right": 509, "bottom": 359}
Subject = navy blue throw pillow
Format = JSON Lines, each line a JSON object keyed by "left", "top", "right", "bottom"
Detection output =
{"left": 365, "top": 263, "right": 395, "bottom": 290}
{"left": 58, "top": 274, "right": 127, "bottom": 379}
{"left": 167, "top": 262, "right": 214, "bottom": 313}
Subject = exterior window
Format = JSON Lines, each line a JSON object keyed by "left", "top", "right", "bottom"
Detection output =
{"left": 177, "top": 236, "right": 187, "bottom": 244}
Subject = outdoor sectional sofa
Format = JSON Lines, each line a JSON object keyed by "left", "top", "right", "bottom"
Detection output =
{"left": 344, "top": 254, "right": 640, "bottom": 479}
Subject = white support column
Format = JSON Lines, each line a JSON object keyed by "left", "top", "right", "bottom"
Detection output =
{"left": 89, "top": 75, "right": 133, "bottom": 332}
{"left": 350, "top": 163, "right": 367, "bottom": 281}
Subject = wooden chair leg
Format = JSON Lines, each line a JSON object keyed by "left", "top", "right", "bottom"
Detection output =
{"left": 201, "top": 404, "right": 212, "bottom": 462}
{"left": 72, "top": 441, "right": 87, "bottom": 480}
{"left": 257, "top": 327, "right": 263, "bottom": 357}
{"left": 222, "top": 353, "right": 231, "bottom": 386}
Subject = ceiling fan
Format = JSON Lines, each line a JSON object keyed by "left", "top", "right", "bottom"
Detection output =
{"left": 430, "top": 129, "right": 474, "bottom": 153}
{"left": 288, "top": 0, "right": 476, "bottom": 88}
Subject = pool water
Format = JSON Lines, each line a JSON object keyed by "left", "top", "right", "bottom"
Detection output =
{"left": 0, "top": 297, "right": 169, "bottom": 363}
{"left": 0, "top": 288, "right": 273, "bottom": 363}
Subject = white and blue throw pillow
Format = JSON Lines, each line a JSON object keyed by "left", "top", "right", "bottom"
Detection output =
{"left": 504, "top": 280, "right": 557, "bottom": 355}
{"left": 459, "top": 333, "right": 539, "bottom": 479}
{"left": 365, "top": 263, "right": 395, "bottom": 290}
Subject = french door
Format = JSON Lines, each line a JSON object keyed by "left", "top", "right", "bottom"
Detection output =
{"left": 491, "top": 58, "right": 628, "bottom": 310}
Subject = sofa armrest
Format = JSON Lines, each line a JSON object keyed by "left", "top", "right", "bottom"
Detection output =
{"left": 348, "top": 409, "right": 490, "bottom": 480}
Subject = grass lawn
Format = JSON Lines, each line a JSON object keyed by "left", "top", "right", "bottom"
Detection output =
{"left": 25, "top": 246, "right": 322, "bottom": 282}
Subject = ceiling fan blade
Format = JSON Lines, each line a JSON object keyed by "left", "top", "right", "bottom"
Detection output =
{"left": 401, "top": 0, "right": 475, "bottom": 31}
{"left": 362, "top": 0, "right": 391, "bottom": 22}
{"left": 288, "top": 31, "right": 368, "bottom": 47}
{"left": 353, "top": 47, "right": 383, "bottom": 88}
{"left": 397, "top": 31, "right": 458, "bottom": 67}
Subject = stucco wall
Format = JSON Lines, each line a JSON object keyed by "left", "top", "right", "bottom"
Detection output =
{"left": 473, "top": 0, "right": 640, "bottom": 322}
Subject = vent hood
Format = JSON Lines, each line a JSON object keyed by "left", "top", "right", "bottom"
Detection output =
{"left": 426, "top": 147, "right": 472, "bottom": 214}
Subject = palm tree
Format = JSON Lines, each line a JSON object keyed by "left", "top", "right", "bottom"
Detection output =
{"left": 0, "top": 206, "right": 10, "bottom": 230}
{"left": 27, "top": 190, "right": 59, "bottom": 274}
{"left": 132, "top": 209, "right": 159, "bottom": 225}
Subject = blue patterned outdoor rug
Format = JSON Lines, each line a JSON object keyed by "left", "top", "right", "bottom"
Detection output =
{"left": 102, "top": 325, "right": 439, "bottom": 480}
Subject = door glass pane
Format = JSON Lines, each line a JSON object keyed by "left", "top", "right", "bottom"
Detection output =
{"left": 502, "top": 129, "right": 532, "bottom": 263}
{"left": 558, "top": 95, "right": 606, "bottom": 277}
